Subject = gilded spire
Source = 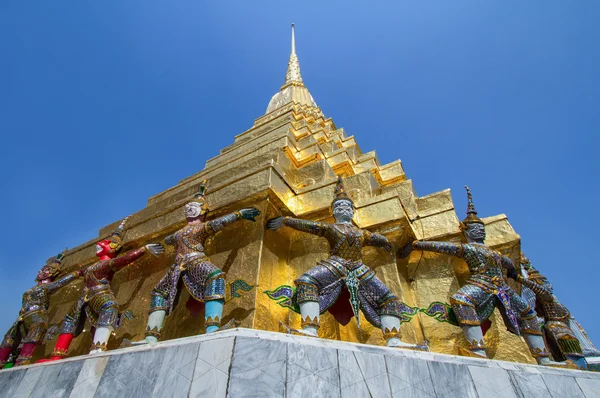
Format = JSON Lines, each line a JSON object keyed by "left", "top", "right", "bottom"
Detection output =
{"left": 460, "top": 186, "right": 484, "bottom": 228}
{"left": 264, "top": 24, "right": 317, "bottom": 115}
{"left": 284, "top": 23, "right": 303, "bottom": 86}
{"left": 291, "top": 23, "right": 296, "bottom": 55}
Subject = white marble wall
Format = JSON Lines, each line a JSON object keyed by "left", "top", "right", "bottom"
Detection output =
{"left": 0, "top": 328, "right": 599, "bottom": 397}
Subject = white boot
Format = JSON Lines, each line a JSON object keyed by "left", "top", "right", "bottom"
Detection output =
{"left": 462, "top": 325, "right": 487, "bottom": 358}
{"left": 89, "top": 327, "right": 113, "bottom": 355}
{"left": 382, "top": 315, "right": 427, "bottom": 349}
{"left": 299, "top": 302, "right": 320, "bottom": 337}
{"left": 144, "top": 310, "right": 166, "bottom": 345}
{"left": 523, "top": 333, "right": 564, "bottom": 366}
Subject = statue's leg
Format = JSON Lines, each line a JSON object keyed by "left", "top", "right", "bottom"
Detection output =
{"left": 51, "top": 334, "right": 75, "bottom": 360}
{"left": 0, "top": 321, "right": 19, "bottom": 366}
{"left": 202, "top": 271, "right": 227, "bottom": 333}
{"left": 49, "top": 296, "right": 85, "bottom": 360}
{"left": 15, "top": 314, "right": 47, "bottom": 366}
{"left": 511, "top": 294, "right": 560, "bottom": 366}
{"left": 450, "top": 286, "right": 490, "bottom": 358}
{"left": 89, "top": 300, "right": 119, "bottom": 355}
{"left": 145, "top": 310, "right": 167, "bottom": 344}
{"left": 15, "top": 343, "right": 38, "bottom": 366}
{"left": 142, "top": 277, "right": 172, "bottom": 344}
{"left": 461, "top": 325, "right": 487, "bottom": 358}
{"left": 381, "top": 315, "right": 406, "bottom": 347}
{"left": 557, "top": 335, "right": 588, "bottom": 369}
{"left": 293, "top": 264, "right": 341, "bottom": 337}
{"left": 358, "top": 275, "right": 418, "bottom": 348}
{"left": 522, "top": 333, "right": 554, "bottom": 365}
{"left": 299, "top": 301, "right": 320, "bottom": 337}
{"left": 0, "top": 347, "right": 12, "bottom": 367}
{"left": 295, "top": 278, "right": 320, "bottom": 337}
{"left": 90, "top": 326, "right": 114, "bottom": 355}
{"left": 205, "top": 299, "right": 225, "bottom": 333}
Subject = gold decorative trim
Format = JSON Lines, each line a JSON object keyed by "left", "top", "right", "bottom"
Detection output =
{"left": 15, "top": 357, "right": 32, "bottom": 366}
{"left": 89, "top": 342, "right": 108, "bottom": 352}
{"left": 529, "top": 347, "right": 550, "bottom": 358}
{"left": 205, "top": 315, "right": 221, "bottom": 328}
{"left": 145, "top": 326, "right": 161, "bottom": 339}
{"left": 301, "top": 315, "right": 320, "bottom": 329}
{"left": 382, "top": 326, "right": 401, "bottom": 341}
{"left": 51, "top": 347, "right": 69, "bottom": 358}
{"left": 468, "top": 339, "right": 486, "bottom": 351}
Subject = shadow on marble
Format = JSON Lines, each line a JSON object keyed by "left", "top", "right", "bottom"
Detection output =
{"left": 227, "top": 337, "right": 287, "bottom": 398}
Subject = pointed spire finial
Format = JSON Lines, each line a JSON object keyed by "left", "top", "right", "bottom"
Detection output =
{"left": 284, "top": 23, "right": 303, "bottom": 85}
{"left": 460, "top": 185, "right": 484, "bottom": 229}
{"left": 291, "top": 23, "right": 296, "bottom": 55}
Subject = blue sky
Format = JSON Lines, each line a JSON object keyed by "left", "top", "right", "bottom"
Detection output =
{"left": 1, "top": 2, "right": 598, "bottom": 345}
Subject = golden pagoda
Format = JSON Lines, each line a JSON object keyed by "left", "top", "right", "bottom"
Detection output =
{"left": 38, "top": 25, "right": 534, "bottom": 364}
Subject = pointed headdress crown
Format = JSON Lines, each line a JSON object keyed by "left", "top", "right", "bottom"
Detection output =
{"left": 520, "top": 252, "right": 537, "bottom": 274}
{"left": 37, "top": 248, "right": 68, "bottom": 281}
{"left": 459, "top": 186, "right": 484, "bottom": 230}
{"left": 108, "top": 216, "right": 130, "bottom": 253}
{"left": 331, "top": 176, "right": 354, "bottom": 208}
{"left": 190, "top": 180, "right": 209, "bottom": 215}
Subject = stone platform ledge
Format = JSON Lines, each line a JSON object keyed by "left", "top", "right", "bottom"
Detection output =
{"left": 0, "top": 328, "right": 598, "bottom": 398}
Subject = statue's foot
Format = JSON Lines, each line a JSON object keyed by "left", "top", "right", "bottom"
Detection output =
{"left": 216, "top": 319, "right": 235, "bottom": 332}
{"left": 36, "top": 358, "right": 60, "bottom": 363}
{"left": 119, "top": 336, "right": 158, "bottom": 349}
{"left": 387, "top": 339, "right": 429, "bottom": 351}
{"left": 279, "top": 321, "right": 318, "bottom": 337}
{"left": 458, "top": 346, "right": 488, "bottom": 359}
{"left": 537, "top": 357, "right": 573, "bottom": 368}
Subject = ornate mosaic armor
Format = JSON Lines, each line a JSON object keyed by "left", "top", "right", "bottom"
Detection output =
{"left": 517, "top": 258, "right": 584, "bottom": 362}
{"left": 0, "top": 272, "right": 79, "bottom": 364}
{"left": 413, "top": 241, "right": 541, "bottom": 336}
{"left": 149, "top": 213, "right": 242, "bottom": 320}
{"left": 60, "top": 248, "right": 147, "bottom": 336}
{"left": 287, "top": 217, "right": 404, "bottom": 328}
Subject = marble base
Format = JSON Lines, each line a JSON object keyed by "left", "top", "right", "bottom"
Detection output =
{"left": 0, "top": 328, "right": 598, "bottom": 397}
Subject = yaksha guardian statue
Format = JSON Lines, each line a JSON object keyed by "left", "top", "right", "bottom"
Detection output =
{"left": 267, "top": 177, "right": 418, "bottom": 348}
{"left": 0, "top": 250, "right": 81, "bottom": 366}
{"left": 507, "top": 253, "right": 588, "bottom": 369}
{"left": 401, "top": 186, "right": 561, "bottom": 366}
{"left": 48, "top": 217, "right": 164, "bottom": 359}
{"left": 137, "top": 182, "right": 260, "bottom": 344}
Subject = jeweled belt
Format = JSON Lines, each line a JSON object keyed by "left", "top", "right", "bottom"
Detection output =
{"left": 19, "top": 306, "right": 46, "bottom": 320}
{"left": 84, "top": 284, "right": 111, "bottom": 301}
{"left": 468, "top": 275, "right": 507, "bottom": 293}
{"left": 179, "top": 252, "right": 209, "bottom": 271}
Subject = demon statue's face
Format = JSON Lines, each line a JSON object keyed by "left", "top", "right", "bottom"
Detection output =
{"left": 332, "top": 199, "right": 354, "bottom": 223}
{"left": 184, "top": 202, "right": 205, "bottom": 219}
{"left": 463, "top": 223, "right": 486, "bottom": 242}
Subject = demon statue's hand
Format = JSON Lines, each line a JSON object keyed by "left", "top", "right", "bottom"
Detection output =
{"left": 506, "top": 266, "right": 518, "bottom": 280}
{"left": 398, "top": 242, "right": 414, "bottom": 259}
{"left": 382, "top": 241, "right": 392, "bottom": 252}
{"left": 239, "top": 207, "right": 260, "bottom": 222}
{"left": 266, "top": 217, "right": 285, "bottom": 231}
{"left": 77, "top": 268, "right": 86, "bottom": 277}
{"left": 145, "top": 243, "right": 165, "bottom": 257}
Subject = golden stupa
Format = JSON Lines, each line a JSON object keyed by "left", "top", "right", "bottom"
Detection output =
{"left": 37, "top": 25, "right": 534, "bottom": 364}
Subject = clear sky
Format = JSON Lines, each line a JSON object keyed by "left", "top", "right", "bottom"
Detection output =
{"left": 1, "top": 2, "right": 598, "bottom": 344}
